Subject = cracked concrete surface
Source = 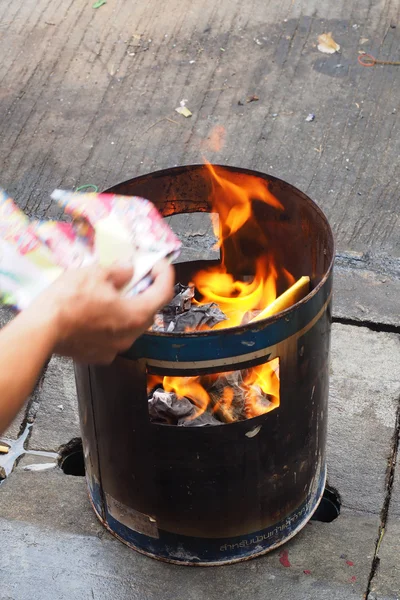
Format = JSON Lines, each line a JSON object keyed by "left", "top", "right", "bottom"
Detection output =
{"left": 1, "top": 316, "right": 399, "bottom": 599}
{"left": 0, "top": 0, "right": 400, "bottom": 596}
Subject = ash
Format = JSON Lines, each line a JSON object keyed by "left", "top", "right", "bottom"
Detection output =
{"left": 148, "top": 389, "right": 221, "bottom": 426}
{"left": 152, "top": 283, "right": 227, "bottom": 333}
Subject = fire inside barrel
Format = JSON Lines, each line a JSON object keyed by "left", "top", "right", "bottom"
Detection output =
{"left": 147, "top": 357, "right": 280, "bottom": 425}
{"left": 193, "top": 163, "right": 310, "bottom": 328}
{"left": 148, "top": 164, "right": 309, "bottom": 425}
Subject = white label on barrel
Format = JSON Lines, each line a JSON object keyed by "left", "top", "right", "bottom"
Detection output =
{"left": 105, "top": 493, "right": 159, "bottom": 539}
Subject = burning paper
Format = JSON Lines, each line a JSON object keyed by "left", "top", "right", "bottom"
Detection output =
{"left": 148, "top": 389, "right": 196, "bottom": 424}
{"left": 0, "top": 189, "right": 181, "bottom": 309}
{"left": 152, "top": 283, "right": 227, "bottom": 332}
{"left": 148, "top": 389, "right": 220, "bottom": 426}
{"left": 152, "top": 283, "right": 195, "bottom": 331}
{"left": 249, "top": 276, "right": 310, "bottom": 322}
{"left": 148, "top": 358, "right": 280, "bottom": 426}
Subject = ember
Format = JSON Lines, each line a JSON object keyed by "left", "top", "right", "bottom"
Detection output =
{"left": 149, "top": 164, "right": 309, "bottom": 425}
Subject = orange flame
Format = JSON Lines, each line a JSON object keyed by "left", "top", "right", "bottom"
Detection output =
{"left": 149, "top": 162, "right": 294, "bottom": 422}
{"left": 244, "top": 358, "right": 280, "bottom": 417}
{"left": 193, "top": 257, "right": 277, "bottom": 328}
{"left": 163, "top": 375, "right": 210, "bottom": 414}
{"left": 147, "top": 357, "right": 280, "bottom": 423}
{"left": 192, "top": 163, "right": 288, "bottom": 328}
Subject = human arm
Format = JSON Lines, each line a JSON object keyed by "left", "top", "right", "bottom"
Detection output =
{"left": 0, "top": 260, "right": 174, "bottom": 434}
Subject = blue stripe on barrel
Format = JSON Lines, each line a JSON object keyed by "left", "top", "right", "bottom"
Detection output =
{"left": 123, "top": 277, "right": 332, "bottom": 364}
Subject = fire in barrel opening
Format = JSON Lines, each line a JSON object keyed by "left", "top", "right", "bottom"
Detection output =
{"left": 147, "top": 357, "right": 280, "bottom": 427}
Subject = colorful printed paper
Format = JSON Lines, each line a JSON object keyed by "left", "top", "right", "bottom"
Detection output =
{"left": 0, "top": 189, "right": 181, "bottom": 309}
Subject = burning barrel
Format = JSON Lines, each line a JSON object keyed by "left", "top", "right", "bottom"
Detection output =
{"left": 74, "top": 165, "right": 334, "bottom": 565}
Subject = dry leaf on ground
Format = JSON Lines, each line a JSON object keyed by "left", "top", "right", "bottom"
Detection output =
{"left": 317, "top": 32, "right": 340, "bottom": 54}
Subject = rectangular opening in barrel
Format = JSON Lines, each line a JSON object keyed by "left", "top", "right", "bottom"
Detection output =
{"left": 147, "top": 357, "right": 280, "bottom": 426}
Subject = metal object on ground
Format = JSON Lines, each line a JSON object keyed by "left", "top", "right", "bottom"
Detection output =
{"left": 74, "top": 165, "right": 334, "bottom": 565}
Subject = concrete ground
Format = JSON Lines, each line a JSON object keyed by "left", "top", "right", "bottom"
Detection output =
{"left": 0, "top": 312, "right": 399, "bottom": 600}
{"left": 0, "top": 0, "right": 399, "bottom": 598}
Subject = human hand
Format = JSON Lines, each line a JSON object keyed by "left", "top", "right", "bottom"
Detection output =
{"left": 28, "top": 260, "right": 175, "bottom": 364}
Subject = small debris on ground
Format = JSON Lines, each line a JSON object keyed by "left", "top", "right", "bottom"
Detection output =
{"left": 279, "top": 549, "right": 291, "bottom": 567}
{"left": 92, "top": 0, "right": 107, "bottom": 8}
{"left": 75, "top": 184, "right": 99, "bottom": 193}
{"left": 23, "top": 463, "right": 57, "bottom": 472}
{"left": 358, "top": 53, "right": 400, "bottom": 67}
{"left": 175, "top": 99, "right": 192, "bottom": 118}
{"left": 246, "top": 95, "right": 259, "bottom": 103}
{"left": 317, "top": 32, "right": 340, "bottom": 54}
{"left": 306, "top": 113, "right": 315, "bottom": 122}
{"left": 175, "top": 106, "right": 192, "bottom": 118}
{"left": 0, "top": 443, "right": 10, "bottom": 454}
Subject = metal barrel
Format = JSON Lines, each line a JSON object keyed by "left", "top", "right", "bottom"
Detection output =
{"left": 74, "top": 165, "right": 334, "bottom": 565}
